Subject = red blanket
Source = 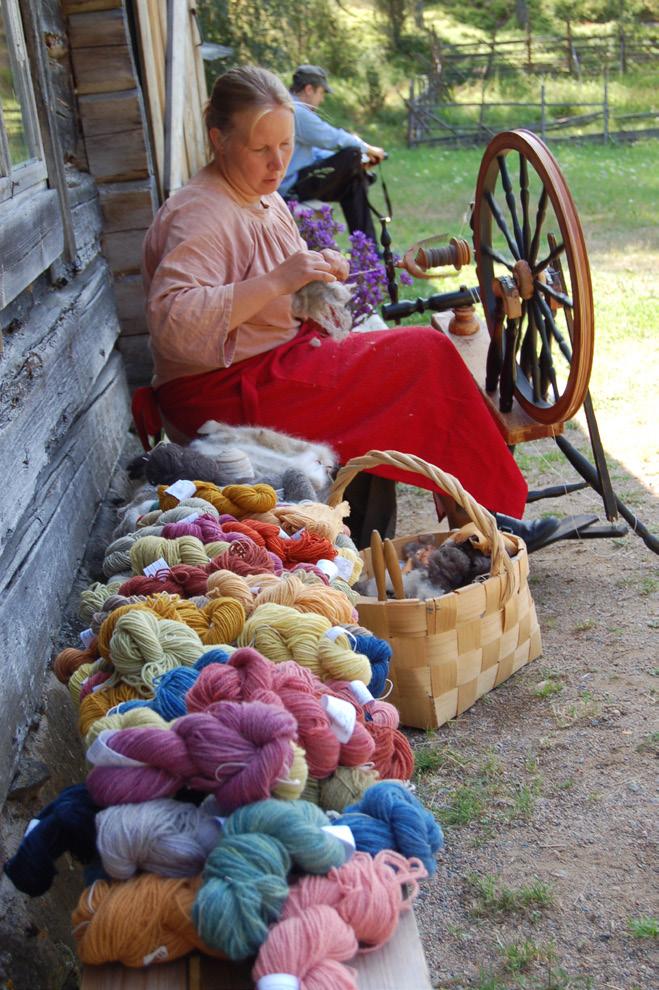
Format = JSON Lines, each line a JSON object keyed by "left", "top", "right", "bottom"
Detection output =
{"left": 133, "top": 322, "right": 527, "bottom": 517}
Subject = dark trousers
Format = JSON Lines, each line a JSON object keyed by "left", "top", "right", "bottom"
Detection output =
{"left": 285, "top": 147, "right": 378, "bottom": 244}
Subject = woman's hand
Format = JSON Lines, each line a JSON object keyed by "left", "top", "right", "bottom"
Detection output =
{"left": 271, "top": 250, "right": 336, "bottom": 295}
{"left": 320, "top": 249, "right": 350, "bottom": 282}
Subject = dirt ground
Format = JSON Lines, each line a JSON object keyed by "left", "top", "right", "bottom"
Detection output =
{"left": 400, "top": 429, "right": 658, "bottom": 990}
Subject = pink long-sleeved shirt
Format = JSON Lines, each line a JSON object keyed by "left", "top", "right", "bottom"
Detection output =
{"left": 142, "top": 165, "right": 306, "bottom": 387}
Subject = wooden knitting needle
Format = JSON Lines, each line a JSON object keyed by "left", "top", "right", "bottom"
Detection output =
{"left": 370, "top": 530, "right": 387, "bottom": 601}
{"left": 383, "top": 538, "right": 405, "bottom": 600}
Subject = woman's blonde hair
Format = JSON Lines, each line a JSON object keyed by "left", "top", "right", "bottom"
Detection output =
{"left": 204, "top": 65, "right": 292, "bottom": 137}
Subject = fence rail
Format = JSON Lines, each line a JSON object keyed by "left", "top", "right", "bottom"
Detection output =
{"left": 406, "top": 80, "right": 659, "bottom": 148}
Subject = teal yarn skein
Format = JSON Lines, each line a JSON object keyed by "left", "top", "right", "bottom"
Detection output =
{"left": 193, "top": 799, "right": 347, "bottom": 959}
{"left": 195, "top": 833, "right": 290, "bottom": 960}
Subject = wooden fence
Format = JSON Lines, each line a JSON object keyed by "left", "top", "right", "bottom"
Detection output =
{"left": 427, "top": 27, "right": 658, "bottom": 88}
{"left": 406, "top": 80, "right": 659, "bottom": 148}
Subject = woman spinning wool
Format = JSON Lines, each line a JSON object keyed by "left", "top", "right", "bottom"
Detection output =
{"left": 134, "top": 66, "right": 559, "bottom": 551}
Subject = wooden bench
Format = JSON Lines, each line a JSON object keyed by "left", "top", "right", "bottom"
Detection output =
{"left": 81, "top": 910, "right": 432, "bottom": 989}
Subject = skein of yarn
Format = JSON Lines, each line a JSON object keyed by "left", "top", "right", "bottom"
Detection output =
{"left": 334, "top": 781, "right": 444, "bottom": 875}
{"left": 253, "top": 905, "right": 358, "bottom": 990}
{"left": 158, "top": 481, "right": 276, "bottom": 517}
{"left": 3, "top": 784, "right": 99, "bottom": 896}
{"left": 193, "top": 799, "right": 348, "bottom": 959}
{"left": 78, "top": 683, "right": 145, "bottom": 737}
{"left": 104, "top": 610, "right": 204, "bottom": 695}
{"left": 86, "top": 700, "right": 304, "bottom": 812}
{"left": 301, "top": 765, "right": 380, "bottom": 812}
{"left": 71, "top": 873, "right": 222, "bottom": 966}
{"left": 95, "top": 798, "right": 221, "bottom": 879}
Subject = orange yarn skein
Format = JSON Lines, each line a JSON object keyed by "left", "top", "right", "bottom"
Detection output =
{"left": 78, "top": 683, "right": 144, "bottom": 737}
{"left": 157, "top": 482, "right": 276, "bottom": 517}
{"left": 72, "top": 874, "right": 225, "bottom": 966}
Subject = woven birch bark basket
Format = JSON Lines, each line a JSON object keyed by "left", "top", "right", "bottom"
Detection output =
{"left": 328, "top": 451, "right": 542, "bottom": 730}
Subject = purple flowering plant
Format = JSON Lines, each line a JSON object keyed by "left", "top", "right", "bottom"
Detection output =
{"left": 287, "top": 200, "right": 413, "bottom": 324}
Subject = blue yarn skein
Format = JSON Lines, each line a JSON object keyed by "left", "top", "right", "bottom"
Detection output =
{"left": 223, "top": 798, "right": 348, "bottom": 874}
{"left": 194, "top": 648, "right": 230, "bottom": 670}
{"left": 353, "top": 633, "right": 392, "bottom": 699}
{"left": 194, "top": 833, "right": 291, "bottom": 960}
{"left": 334, "top": 780, "right": 444, "bottom": 875}
{"left": 3, "top": 784, "right": 99, "bottom": 896}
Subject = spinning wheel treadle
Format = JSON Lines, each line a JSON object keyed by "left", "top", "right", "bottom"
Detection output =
{"left": 473, "top": 129, "right": 595, "bottom": 426}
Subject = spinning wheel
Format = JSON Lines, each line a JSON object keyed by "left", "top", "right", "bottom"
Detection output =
{"left": 472, "top": 129, "right": 594, "bottom": 426}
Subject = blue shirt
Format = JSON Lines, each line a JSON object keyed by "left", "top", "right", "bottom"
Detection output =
{"left": 280, "top": 98, "right": 366, "bottom": 196}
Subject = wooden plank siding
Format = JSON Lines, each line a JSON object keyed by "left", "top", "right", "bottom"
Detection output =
{"left": 67, "top": 0, "right": 159, "bottom": 368}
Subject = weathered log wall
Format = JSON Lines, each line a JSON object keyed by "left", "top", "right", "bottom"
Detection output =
{"left": 0, "top": 1, "right": 131, "bottom": 806}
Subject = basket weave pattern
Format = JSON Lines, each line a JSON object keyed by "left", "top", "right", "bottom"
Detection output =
{"left": 329, "top": 451, "right": 542, "bottom": 730}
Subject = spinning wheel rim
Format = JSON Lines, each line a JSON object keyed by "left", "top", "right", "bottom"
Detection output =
{"left": 473, "top": 129, "right": 595, "bottom": 425}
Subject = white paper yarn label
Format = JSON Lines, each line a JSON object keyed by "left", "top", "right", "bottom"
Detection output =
{"left": 320, "top": 695, "right": 357, "bottom": 743}
{"left": 349, "top": 679, "right": 374, "bottom": 705}
{"left": 86, "top": 729, "right": 149, "bottom": 768}
{"left": 316, "top": 558, "right": 339, "bottom": 581}
{"left": 322, "top": 824, "right": 356, "bottom": 858}
{"left": 324, "top": 625, "right": 346, "bottom": 643}
{"left": 333, "top": 555, "right": 354, "bottom": 582}
{"left": 91, "top": 679, "right": 108, "bottom": 693}
{"left": 25, "top": 818, "right": 40, "bottom": 837}
{"left": 277, "top": 527, "right": 291, "bottom": 540}
{"left": 181, "top": 510, "right": 201, "bottom": 524}
{"left": 256, "top": 976, "right": 300, "bottom": 990}
{"left": 164, "top": 479, "right": 197, "bottom": 501}
{"left": 143, "top": 557, "right": 171, "bottom": 577}
{"left": 290, "top": 527, "right": 306, "bottom": 541}
{"left": 143, "top": 945, "right": 169, "bottom": 966}
{"left": 79, "top": 628, "right": 95, "bottom": 649}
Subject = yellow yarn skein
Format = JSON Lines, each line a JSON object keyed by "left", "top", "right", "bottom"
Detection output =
{"left": 206, "top": 570, "right": 254, "bottom": 615}
{"left": 238, "top": 603, "right": 371, "bottom": 684}
{"left": 78, "top": 683, "right": 145, "bottom": 737}
{"left": 274, "top": 501, "right": 350, "bottom": 542}
{"left": 157, "top": 481, "right": 276, "bottom": 517}
{"left": 68, "top": 662, "right": 97, "bottom": 706}
{"left": 335, "top": 547, "right": 363, "bottom": 586}
{"left": 129, "top": 535, "right": 219, "bottom": 573}
{"left": 84, "top": 707, "right": 168, "bottom": 749}
{"left": 107, "top": 610, "right": 204, "bottom": 696}
{"left": 271, "top": 742, "right": 308, "bottom": 800}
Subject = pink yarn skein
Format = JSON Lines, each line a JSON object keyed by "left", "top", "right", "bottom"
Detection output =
{"left": 161, "top": 514, "right": 226, "bottom": 543}
{"left": 86, "top": 700, "right": 297, "bottom": 812}
{"left": 253, "top": 905, "right": 358, "bottom": 990}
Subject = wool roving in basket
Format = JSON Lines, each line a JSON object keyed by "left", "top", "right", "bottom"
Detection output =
{"left": 85, "top": 700, "right": 304, "bottom": 812}
{"left": 157, "top": 481, "right": 277, "bottom": 516}
{"left": 334, "top": 781, "right": 444, "bottom": 875}
{"left": 4, "top": 784, "right": 99, "bottom": 897}
{"left": 71, "top": 873, "right": 222, "bottom": 967}
{"left": 253, "top": 904, "right": 359, "bottom": 990}
{"left": 238, "top": 603, "right": 372, "bottom": 684}
{"left": 193, "top": 799, "right": 348, "bottom": 959}
{"left": 103, "top": 610, "right": 204, "bottom": 696}
{"left": 95, "top": 798, "right": 221, "bottom": 879}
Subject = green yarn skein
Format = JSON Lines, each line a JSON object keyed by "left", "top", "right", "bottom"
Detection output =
{"left": 107, "top": 610, "right": 203, "bottom": 695}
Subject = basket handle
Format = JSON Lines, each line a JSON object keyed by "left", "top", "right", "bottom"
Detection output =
{"left": 329, "top": 449, "right": 518, "bottom": 604}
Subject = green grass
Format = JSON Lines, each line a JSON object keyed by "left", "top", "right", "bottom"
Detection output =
{"left": 467, "top": 873, "right": 553, "bottom": 919}
{"left": 503, "top": 938, "right": 545, "bottom": 973}
{"left": 534, "top": 677, "right": 564, "bottom": 700}
{"left": 627, "top": 915, "right": 658, "bottom": 938}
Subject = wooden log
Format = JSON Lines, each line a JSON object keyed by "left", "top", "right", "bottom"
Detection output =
{"left": 78, "top": 90, "right": 145, "bottom": 137}
{"left": 116, "top": 331, "right": 153, "bottom": 385}
{"left": 113, "top": 274, "right": 147, "bottom": 334}
{"left": 0, "top": 353, "right": 130, "bottom": 806}
{"left": 69, "top": 8, "right": 126, "bottom": 48}
{"left": 0, "top": 260, "right": 122, "bottom": 564}
{"left": 62, "top": 0, "right": 122, "bottom": 15}
{"left": 0, "top": 187, "right": 63, "bottom": 309}
{"left": 85, "top": 129, "right": 150, "bottom": 182}
{"left": 102, "top": 227, "right": 148, "bottom": 274}
{"left": 133, "top": 0, "right": 166, "bottom": 199}
{"left": 98, "top": 180, "right": 156, "bottom": 232}
{"left": 67, "top": 168, "right": 104, "bottom": 271}
{"left": 70, "top": 44, "right": 135, "bottom": 95}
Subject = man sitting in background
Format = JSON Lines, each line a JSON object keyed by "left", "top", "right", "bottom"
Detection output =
{"left": 279, "top": 64, "right": 386, "bottom": 244}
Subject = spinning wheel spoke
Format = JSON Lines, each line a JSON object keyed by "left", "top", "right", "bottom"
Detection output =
{"left": 535, "top": 278, "right": 573, "bottom": 310}
{"left": 484, "top": 191, "right": 521, "bottom": 261}
{"left": 480, "top": 242, "right": 515, "bottom": 270}
{"left": 473, "top": 130, "right": 594, "bottom": 425}
{"left": 497, "top": 155, "right": 525, "bottom": 256}
{"left": 535, "top": 290, "right": 573, "bottom": 365}
{"left": 531, "top": 298, "right": 560, "bottom": 402}
{"left": 528, "top": 187, "right": 548, "bottom": 268}
{"left": 519, "top": 154, "right": 531, "bottom": 258}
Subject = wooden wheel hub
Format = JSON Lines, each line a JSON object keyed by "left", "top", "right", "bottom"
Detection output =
{"left": 512, "top": 259, "right": 534, "bottom": 299}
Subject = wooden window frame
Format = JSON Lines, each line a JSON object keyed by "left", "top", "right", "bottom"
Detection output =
{"left": 0, "top": 0, "right": 47, "bottom": 205}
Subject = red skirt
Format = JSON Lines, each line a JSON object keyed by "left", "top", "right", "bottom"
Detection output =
{"left": 137, "top": 322, "right": 527, "bottom": 517}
